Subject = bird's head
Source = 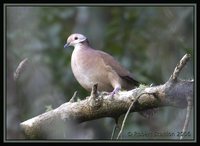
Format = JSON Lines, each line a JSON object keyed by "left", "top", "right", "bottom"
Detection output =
{"left": 64, "top": 33, "right": 87, "bottom": 48}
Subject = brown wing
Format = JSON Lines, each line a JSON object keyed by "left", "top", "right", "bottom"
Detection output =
{"left": 96, "top": 50, "right": 140, "bottom": 87}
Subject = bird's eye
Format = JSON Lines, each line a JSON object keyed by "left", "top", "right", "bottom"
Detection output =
{"left": 74, "top": 37, "right": 78, "bottom": 40}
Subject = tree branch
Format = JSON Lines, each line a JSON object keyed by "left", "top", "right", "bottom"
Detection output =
{"left": 20, "top": 54, "right": 193, "bottom": 139}
{"left": 14, "top": 58, "right": 28, "bottom": 81}
{"left": 180, "top": 96, "right": 192, "bottom": 140}
{"left": 169, "top": 54, "right": 191, "bottom": 81}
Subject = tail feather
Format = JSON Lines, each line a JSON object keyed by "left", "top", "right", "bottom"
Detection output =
{"left": 120, "top": 75, "right": 140, "bottom": 87}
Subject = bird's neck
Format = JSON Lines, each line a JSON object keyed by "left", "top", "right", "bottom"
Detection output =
{"left": 74, "top": 40, "right": 92, "bottom": 50}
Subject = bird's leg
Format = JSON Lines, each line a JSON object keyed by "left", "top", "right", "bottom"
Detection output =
{"left": 110, "top": 86, "right": 121, "bottom": 97}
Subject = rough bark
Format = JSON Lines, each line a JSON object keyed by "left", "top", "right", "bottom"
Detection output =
{"left": 19, "top": 54, "right": 193, "bottom": 139}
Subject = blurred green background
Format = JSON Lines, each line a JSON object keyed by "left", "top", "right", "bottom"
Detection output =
{"left": 6, "top": 6, "right": 194, "bottom": 140}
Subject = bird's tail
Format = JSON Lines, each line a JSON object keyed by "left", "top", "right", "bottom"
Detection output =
{"left": 120, "top": 75, "right": 140, "bottom": 88}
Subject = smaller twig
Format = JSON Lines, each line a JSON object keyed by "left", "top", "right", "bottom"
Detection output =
{"left": 116, "top": 90, "right": 151, "bottom": 139}
{"left": 116, "top": 100, "right": 134, "bottom": 139}
{"left": 180, "top": 96, "right": 192, "bottom": 140}
{"left": 170, "top": 54, "right": 191, "bottom": 81}
{"left": 13, "top": 58, "right": 28, "bottom": 81}
{"left": 111, "top": 124, "right": 117, "bottom": 140}
{"left": 89, "top": 84, "right": 102, "bottom": 108}
{"left": 69, "top": 91, "right": 77, "bottom": 103}
{"left": 111, "top": 116, "right": 127, "bottom": 140}
{"left": 89, "top": 83, "right": 98, "bottom": 100}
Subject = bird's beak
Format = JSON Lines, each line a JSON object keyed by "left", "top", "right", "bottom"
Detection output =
{"left": 64, "top": 43, "right": 70, "bottom": 48}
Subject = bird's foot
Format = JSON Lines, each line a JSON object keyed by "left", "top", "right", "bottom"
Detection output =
{"left": 109, "top": 87, "right": 121, "bottom": 99}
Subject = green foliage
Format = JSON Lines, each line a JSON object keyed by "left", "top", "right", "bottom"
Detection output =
{"left": 45, "top": 105, "right": 53, "bottom": 112}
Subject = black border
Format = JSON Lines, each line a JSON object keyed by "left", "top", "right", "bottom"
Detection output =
{"left": 3, "top": 3, "right": 197, "bottom": 143}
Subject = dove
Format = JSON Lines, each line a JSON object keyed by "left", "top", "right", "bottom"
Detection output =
{"left": 64, "top": 33, "right": 139, "bottom": 96}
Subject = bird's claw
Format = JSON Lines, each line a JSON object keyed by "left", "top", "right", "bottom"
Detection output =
{"left": 109, "top": 87, "right": 121, "bottom": 99}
